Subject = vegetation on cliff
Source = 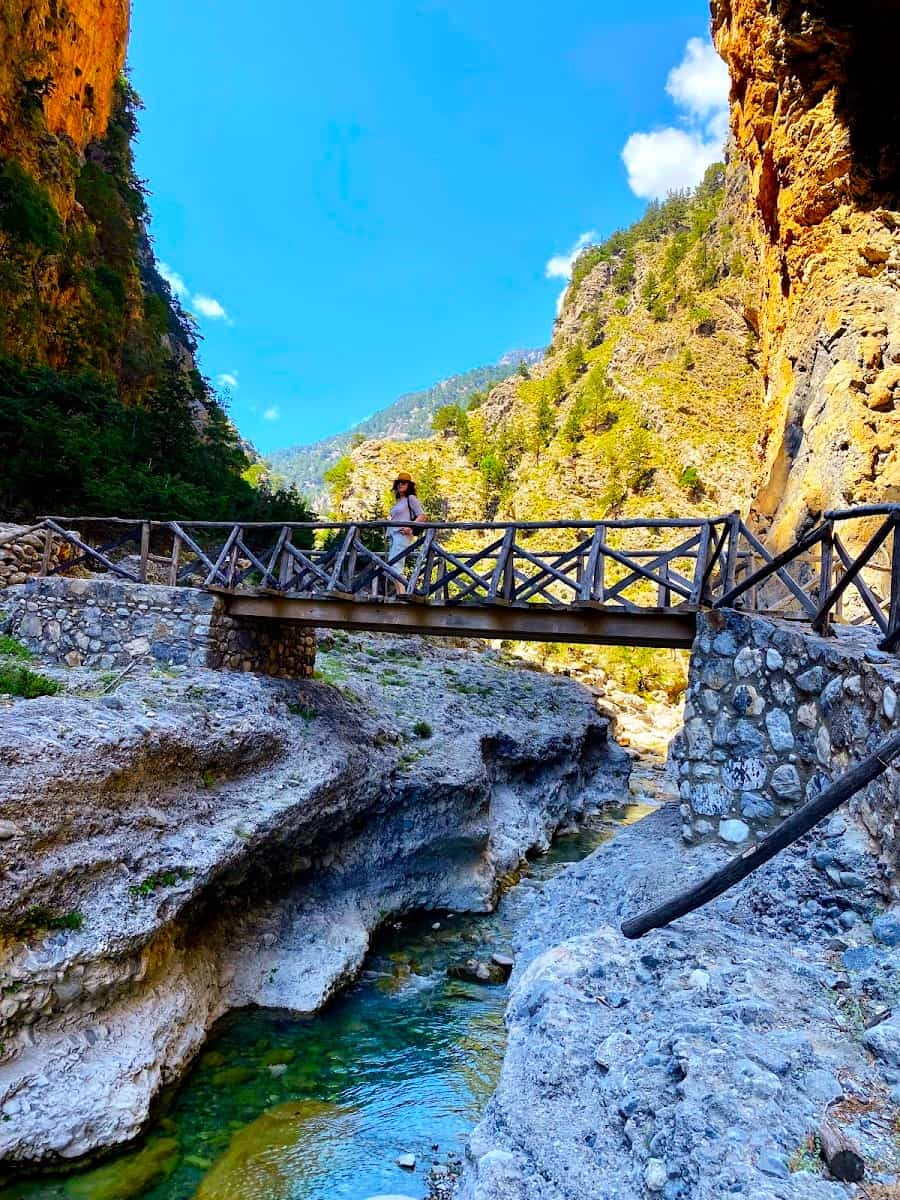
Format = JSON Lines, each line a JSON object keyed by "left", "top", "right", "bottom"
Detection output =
{"left": 0, "top": 1, "right": 312, "bottom": 522}
{"left": 267, "top": 352, "right": 543, "bottom": 510}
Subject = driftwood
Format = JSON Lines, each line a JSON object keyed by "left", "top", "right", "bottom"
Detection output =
{"left": 621, "top": 730, "right": 900, "bottom": 940}
{"left": 817, "top": 1119, "right": 864, "bottom": 1182}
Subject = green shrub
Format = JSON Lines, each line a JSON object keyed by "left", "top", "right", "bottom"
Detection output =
{"left": 679, "top": 465, "right": 705, "bottom": 500}
{"left": 0, "top": 663, "right": 60, "bottom": 698}
{"left": 13, "top": 907, "right": 83, "bottom": 937}
{"left": 0, "top": 635, "right": 32, "bottom": 659}
{"left": 88, "top": 264, "right": 128, "bottom": 315}
{"left": 0, "top": 159, "right": 64, "bottom": 252}
{"left": 413, "top": 720, "right": 432, "bottom": 739}
{"left": 75, "top": 160, "right": 134, "bottom": 264}
{"left": 129, "top": 868, "right": 192, "bottom": 898}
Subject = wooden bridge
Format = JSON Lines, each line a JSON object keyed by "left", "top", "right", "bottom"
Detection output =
{"left": 4, "top": 505, "right": 900, "bottom": 651}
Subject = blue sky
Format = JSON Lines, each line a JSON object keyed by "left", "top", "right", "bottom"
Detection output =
{"left": 128, "top": 0, "right": 728, "bottom": 454}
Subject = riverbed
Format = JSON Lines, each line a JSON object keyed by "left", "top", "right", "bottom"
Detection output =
{"left": 0, "top": 802, "right": 652, "bottom": 1200}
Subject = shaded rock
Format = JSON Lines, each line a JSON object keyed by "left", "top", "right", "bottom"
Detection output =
{"left": 872, "top": 911, "right": 900, "bottom": 947}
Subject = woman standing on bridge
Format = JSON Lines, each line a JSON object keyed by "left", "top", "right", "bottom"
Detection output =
{"left": 388, "top": 472, "right": 426, "bottom": 596}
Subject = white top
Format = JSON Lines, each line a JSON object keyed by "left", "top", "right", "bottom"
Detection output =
{"left": 390, "top": 494, "right": 424, "bottom": 522}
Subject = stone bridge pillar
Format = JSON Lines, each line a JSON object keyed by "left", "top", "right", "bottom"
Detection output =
{"left": 672, "top": 609, "right": 900, "bottom": 862}
{"left": 208, "top": 603, "right": 316, "bottom": 679}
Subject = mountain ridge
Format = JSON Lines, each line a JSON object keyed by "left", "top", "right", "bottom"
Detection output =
{"left": 267, "top": 348, "right": 543, "bottom": 507}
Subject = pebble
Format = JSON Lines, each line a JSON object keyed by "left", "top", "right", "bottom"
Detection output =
{"left": 396, "top": 1153, "right": 416, "bottom": 1170}
{"left": 686, "top": 969, "right": 710, "bottom": 991}
{"left": 644, "top": 1158, "right": 667, "bottom": 1192}
{"left": 0, "top": 820, "right": 22, "bottom": 839}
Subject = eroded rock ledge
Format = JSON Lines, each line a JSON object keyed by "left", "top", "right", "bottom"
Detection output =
{"left": 0, "top": 632, "right": 628, "bottom": 1171}
{"left": 460, "top": 806, "right": 900, "bottom": 1199}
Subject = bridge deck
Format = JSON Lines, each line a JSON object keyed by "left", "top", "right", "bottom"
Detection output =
{"left": 216, "top": 592, "right": 700, "bottom": 648}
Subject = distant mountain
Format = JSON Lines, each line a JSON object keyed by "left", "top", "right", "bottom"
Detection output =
{"left": 267, "top": 349, "right": 544, "bottom": 507}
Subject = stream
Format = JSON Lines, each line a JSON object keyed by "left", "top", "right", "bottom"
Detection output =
{"left": 1, "top": 802, "right": 652, "bottom": 1200}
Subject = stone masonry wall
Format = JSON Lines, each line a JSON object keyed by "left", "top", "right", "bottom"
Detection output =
{"left": 672, "top": 609, "right": 900, "bottom": 887}
{"left": 0, "top": 525, "right": 68, "bottom": 589}
{"left": 0, "top": 577, "right": 316, "bottom": 679}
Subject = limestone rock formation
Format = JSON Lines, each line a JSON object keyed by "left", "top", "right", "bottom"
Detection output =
{"left": 0, "top": 633, "right": 628, "bottom": 1168}
{"left": 712, "top": 0, "right": 900, "bottom": 545}
{"left": 0, "top": 0, "right": 130, "bottom": 206}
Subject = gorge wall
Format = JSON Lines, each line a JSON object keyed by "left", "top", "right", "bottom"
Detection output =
{"left": 712, "top": 0, "right": 900, "bottom": 547}
{"left": 0, "top": 0, "right": 195, "bottom": 396}
{"left": 0, "top": 634, "right": 628, "bottom": 1168}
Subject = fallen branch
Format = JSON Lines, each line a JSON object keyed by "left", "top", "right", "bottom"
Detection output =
{"left": 621, "top": 730, "right": 900, "bottom": 940}
{"left": 818, "top": 1119, "right": 864, "bottom": 1182}
{"left": 100, "top": 656, "right": 145, "bottom": 694}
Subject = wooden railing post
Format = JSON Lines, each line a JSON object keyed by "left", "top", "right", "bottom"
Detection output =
{"left": 722, "top": 512, "right": 741, "bottom": 599}
{"left": 168, "top": 529, "right": 182, "bottom": 586}
{"left": 278, "top": 529, "right": 293, "bottom": 589}
{"left": 40, "top": 525, "right": 53, "bottom": 577}
{"left": 138, "top": 521, "right": 151, "bottom": 582}
{"left": 580, "top": 524, "right": 605, "bottom": 603}
{"left": 818, "top": 519, "right": 834, "bottom": 625}
{"left": 880, "top": 513, "right": 900, "bottom": 651}
{"left": 689, "top": 521, "right": 712, "bottom": 606}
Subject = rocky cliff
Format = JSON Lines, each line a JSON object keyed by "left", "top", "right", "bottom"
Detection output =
{"left": 712, "top": 0, "right": 900, "bottom": 547}
{"left": 0, "top": 0, "right": 197, "bottom": 397}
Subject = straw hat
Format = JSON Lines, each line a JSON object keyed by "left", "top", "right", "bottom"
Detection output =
{"left": 394, "top": 471, "right": 414, "bottom": 484}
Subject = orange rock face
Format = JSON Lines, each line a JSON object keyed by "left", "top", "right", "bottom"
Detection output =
{"left": 0, "top": 0, "right": 129, "bottom": 212}
{"left": 712, "top": 0, "right": 900, "bottom": 544}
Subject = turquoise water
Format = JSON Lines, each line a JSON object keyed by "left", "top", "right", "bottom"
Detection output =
{"left": 1, "top": 804, "right": 649, "bottom": 1200}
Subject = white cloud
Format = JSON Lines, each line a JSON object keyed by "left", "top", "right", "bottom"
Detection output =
{"left": 665, "top": 37, "right": 729, "bottom": 120}
{"left": 156, "top": 262, "right": 234, "bottom": 323}
{"left": 159, "top": 261, "right": 188, "bottom": 299}
{"left": 622, "top": 38, "right": 729, "bottom": 200}
{"left": 216, "top": 372, "right": 239, "bottom": 389}
{"left": 545, "top": 230, "right": 598, "bottom": 281}
{"left": 193, "top": 294, "right": 229, "bottom": 321}
{"left": 263, "top": 406, "right": 280, "bottom": 421}
{"left": 622, "top": 127, "right": 723, "bottom": 201}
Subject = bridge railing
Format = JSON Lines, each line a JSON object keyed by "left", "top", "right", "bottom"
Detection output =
{"left": 717, "top": 505, "right": 900, "bottom": 651}
{"left": 8, "top": 514, "right": 743, "bottom": 610}
{"left": 5, "top": 507, "right": 898, "bottom": 649}
{"left": 162, "top": 514, "right": 744, "bottom": 611}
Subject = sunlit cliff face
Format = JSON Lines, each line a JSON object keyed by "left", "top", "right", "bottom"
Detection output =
{"left": 0, "top": 0, "right": 129, "bottom": 213}
{"left": 712, "top": 0, "right": 900, "bottom": 541}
